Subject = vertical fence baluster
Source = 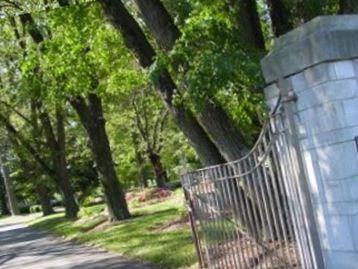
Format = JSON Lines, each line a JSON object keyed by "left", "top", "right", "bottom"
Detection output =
{"left": 264, "top": 127, "right": 295, "bottom": 266}
{"left": 220, "top": 165, "right": 242, "bottom": 268}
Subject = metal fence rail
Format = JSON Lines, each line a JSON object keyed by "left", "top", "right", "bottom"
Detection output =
{"left": 181, "top": 104, "right": 320, "bottom": 269}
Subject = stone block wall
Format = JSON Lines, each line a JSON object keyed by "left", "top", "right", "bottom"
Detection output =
{"left": 262, "top": 16, "right": 358, "bottom": 269}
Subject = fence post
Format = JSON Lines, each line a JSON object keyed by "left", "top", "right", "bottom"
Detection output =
{"left": 278, "top": 79, "right": 326, "bottom": 269}
{"left": 183, "top": 186, "right": 205, "bottom": 268}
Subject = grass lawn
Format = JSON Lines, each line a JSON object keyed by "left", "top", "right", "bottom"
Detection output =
{"left": 29, "top": 189, "right": 197, "bottom": 269}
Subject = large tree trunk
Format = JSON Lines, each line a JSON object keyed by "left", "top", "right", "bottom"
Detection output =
{"left": 100, "top": 0, "right": 226, "bottom": 166}
{"left": 227, "top": 0, "right": 266, "bottom": 50}
{"left": 70, "top": 94, "right": 130, "bottom": 221}
{"left": 340, "top": 0, "right": 358, "bottom": 13}
{"left": 196, "top": 104, "right": 248, "bottom": 161}
{"left": 129, "top": 0, "right": 278, "bottom": 238}
{"left": 133, "top": 0, "right": 180, "bottom": 52}
{"left": 100, "top": 0, "right": 261, "bottom": 237}
{"left": 55, "top": 108, "right": 79, "bottom": 218}
{"left": 38, "top": 107, "right": 79, "bottom": 219}
{"left": 0, "top": 174, "right": 10, "bottom": 216}
{"left": 132, "top": 0, "right": 250, "bottom": 161}
{"left": 266, "top": 0, "right": 293, "bottom": 37}
{"left": 148, "top": 152, "right": 167, "bottom": 188}
{"left": 0, "top": 152, "right": 20, "bottom": 216}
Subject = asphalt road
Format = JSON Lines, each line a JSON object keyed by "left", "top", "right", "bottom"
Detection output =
{"left": 0, "top": 217, "right": 156, "bottom": 269}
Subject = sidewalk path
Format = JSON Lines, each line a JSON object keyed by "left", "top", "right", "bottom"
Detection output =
{"left": 0, "top": 217, "right": 157, "bottom": 269}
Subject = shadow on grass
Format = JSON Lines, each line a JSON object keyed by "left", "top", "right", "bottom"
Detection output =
{"left": 30, "top": 200, "right": 196, "bottom": 268}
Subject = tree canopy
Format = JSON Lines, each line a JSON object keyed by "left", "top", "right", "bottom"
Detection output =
{"left": 0, "top": 0, "right": 355, "bottom": 220}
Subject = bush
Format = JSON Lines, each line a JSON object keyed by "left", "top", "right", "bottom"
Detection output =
{"left": 30, "top": 205, "right": 42, "bottom": 213}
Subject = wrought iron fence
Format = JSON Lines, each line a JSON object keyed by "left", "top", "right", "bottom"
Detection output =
{"left": 181, "top": 95, "right": 322, "bottom": 269}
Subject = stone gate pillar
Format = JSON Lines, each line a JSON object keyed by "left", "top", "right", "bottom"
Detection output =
{"left": 261, "top": 16, "right": 358, "bottom": 269}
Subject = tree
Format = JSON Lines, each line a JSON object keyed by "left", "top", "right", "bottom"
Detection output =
{"left": 100, "top": 0, "right": 225, "bottom": 166}
{"left": 35, "top": 5, "right": 133, "bottom": 221}
{"left": 131, "top": 131, "right": 148, "bottom": 188}
{"left": 131, "top": 89, "right": 169, "bottom": 188}
{"left": 6, "top": 13, "right": 80, "bottom": 218}
{"left": 133, "top": 0, "right": 263, "bottom": 161}
{"left": 266, "top": 0, "right": 294, "bottom": 37}
{"left": 9, "top": 132, "right": 54, "bottom": 216}
{"left": 70, "top": 94, "right": 130, "bottom": 221}
{"left": 0, "top": 173, "right": 10, "bottom": 216}
{"left": 36, "top": 103, "right": 79, "bottom": 218}
{"left": 226, "top": 0, "right": 266, "bottom": 50}
{"left": 0, "top": 147, "right": 20, "bottom": 215}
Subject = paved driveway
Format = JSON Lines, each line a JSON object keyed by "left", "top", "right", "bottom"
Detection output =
{"left": 0, "top": 217, "right": 156, "bottom": 269}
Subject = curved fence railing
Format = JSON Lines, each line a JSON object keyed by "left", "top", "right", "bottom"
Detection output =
{"left": 181, "top": 100, "right": 318, "bottom": 269}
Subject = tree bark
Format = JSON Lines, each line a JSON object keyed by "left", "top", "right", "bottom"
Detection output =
{"left": 339, "top": 0, "right": 358, "bottom": 13}
{"left": 101, "top": 0, "right": 226, "bottom": 166}
{"left": 148, "top": 152, "right": 167, "bottom": 188}
{"left": 134, "top": 0, "right": 180, "bottom": 52}
{"left": 266, "top": 0, "right": 294, "bottom": 37}
{"left": 132, "top": 0, "right": 250, "bottom": 161}
{"left": 227, "top": 0, "right": 266, "bottom": 50}
{"left": 36, "top": 185, "right": 54, "bottom": 216}
{"left": 38, "top": 106, "right": 79, "bottom": 219}
{"left": 0, "top": 152, "right": 20, "bottom": 216}
{"left": 70, "top": 94, "right": 130, "bottom": 221}
{"left": 0, "top": 174, "right": 10, "bottom": 216}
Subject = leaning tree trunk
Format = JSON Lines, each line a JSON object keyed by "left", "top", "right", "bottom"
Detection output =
{"left": 266, "top": 0, "right": 294, "bottom": 37}
{"left": 133, "top": 0, "right": 180, "bottom": 52}
{"left": 0, "top": 153, "right": 20, "bottom": 216}
{"left": 38, "top": 107, "right": 79, "bottom": 219}
{"left": 148, "top": 152, "right": 167, "bottom": 188}
{"left": 0, "top": 174, "right": 10, "bottom": 216}
{"left": 227, "top": 0, "right": 266, "bottom": 50}
{"left": 133, "top": 0, "right": 250, "bottom": 161}
{"left": 100, "top": 0, "right": 224, "bottom": 167}
{"left": 132, "top": 0, "right": 282, "bottom": 239}
{"left": 100, "top": 0, "right": 264, "bottom": 237}
{"left": 70, "top": 94, "right": 130, "bottom": 221}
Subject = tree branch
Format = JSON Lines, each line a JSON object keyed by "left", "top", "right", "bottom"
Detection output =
{"left": 0, "top": 112, "right": 55, "bottom": 175}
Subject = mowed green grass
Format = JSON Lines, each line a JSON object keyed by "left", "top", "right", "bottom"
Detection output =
{"left": 29, "top": 189, "right": 197, "bottom": 269}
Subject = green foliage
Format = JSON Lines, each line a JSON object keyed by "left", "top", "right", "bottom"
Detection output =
{"left": 30, "top": 204, "right": 42, "bottom": 213}
{"left": 161, "top": 0, "right": 266, "bottom": 143}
